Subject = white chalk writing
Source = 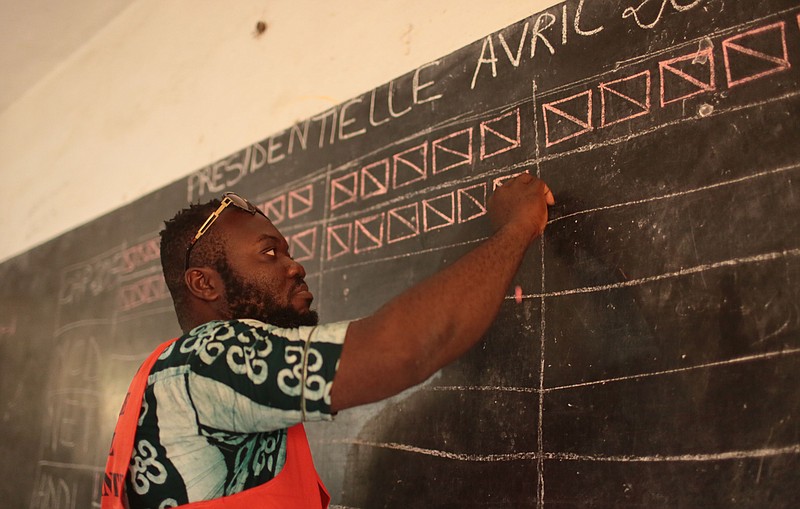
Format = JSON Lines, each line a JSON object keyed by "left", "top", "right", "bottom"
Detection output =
{"left": 187, "top": 61, "right": 445, "bottom": 201}
{"left": 471, "top": 0, "right": 707, "bottom": 89}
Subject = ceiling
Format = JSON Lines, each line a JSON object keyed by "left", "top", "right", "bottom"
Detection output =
{"left": 0, "top": 0, "right": 136, "bottom": 113}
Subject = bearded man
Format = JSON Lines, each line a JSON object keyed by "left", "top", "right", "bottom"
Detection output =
{"left": 103, "top": 173, "right": 554, "bottom": 508}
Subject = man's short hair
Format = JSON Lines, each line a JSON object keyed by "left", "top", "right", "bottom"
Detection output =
{"left": 159, "top": 199, "right": 226, "bottom": 327}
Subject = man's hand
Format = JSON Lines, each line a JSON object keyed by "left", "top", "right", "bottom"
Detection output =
{"left": 488, "top": 173, "right": 555, "bottom": 242}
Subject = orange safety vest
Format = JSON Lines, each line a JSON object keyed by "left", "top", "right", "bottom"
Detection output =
{"left": 102, "top": 338, "right": 330, "bottom": 509}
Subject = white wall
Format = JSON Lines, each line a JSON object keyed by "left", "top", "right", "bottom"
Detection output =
{"left": 0, "top": 0, "right": 558, "bottom": 263}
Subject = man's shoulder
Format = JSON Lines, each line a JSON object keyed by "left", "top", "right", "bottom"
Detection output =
{"left": 179, "top": 319, "right": 329, "bottom": 342}
{"left": 203, "top": 318, "right": 351, "bottom": 346}
{"left": 154, "top": 319, "right": 350, "bottom": 367}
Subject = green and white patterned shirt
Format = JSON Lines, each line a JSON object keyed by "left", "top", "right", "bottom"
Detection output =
{"left": 125, "top": 319, "right": 348, "bottom": 509}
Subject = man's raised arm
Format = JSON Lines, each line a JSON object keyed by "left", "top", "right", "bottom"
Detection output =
{"left": 330, "top": 173, "right": 554, "bottom": 412}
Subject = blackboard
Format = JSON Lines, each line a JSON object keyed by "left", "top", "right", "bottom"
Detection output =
{"left": 1, "top": 1, "right": 799, "bottom": 507}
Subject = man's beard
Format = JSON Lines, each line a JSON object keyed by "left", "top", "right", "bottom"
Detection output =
{"left": 217, "top": 259, "right": 318, "bottom": 328}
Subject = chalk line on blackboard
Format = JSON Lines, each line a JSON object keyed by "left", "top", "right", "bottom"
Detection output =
{"left": 53, "top": 304, "right": 174, "bottom": 339}
{"left": 512, "top": 247, "right": 800, "bottom": 300}
{"left": 37, "top": 460, "right": 104, "bottom": 473}
{"left": 328, "top": 439, "right": 799, "bottom": 463}
{"left": 252, "top": 164, "right": 329, "bottom": 204}
{"left": 331, "top": 438, "right": 539, "bottom": 462}
{"left": 314, "top": 164, "right": 333, "bottom": 317}
{"left": 550, "top": 443, "right": 800, "bottom": 463}
{"left": 533, "top": 78, "right": 548, "bottom": 506}
{"left": 108, "top": 352, "right": 152, "bottom": 362}
{"left": 52, "top": 318, "right": 111, "bottom": 337}
{"left": 551, "top": 160, "right": 800, "bottom": 225}
{"left": 429, "top": 345, "right": 800, "bottom": 434}
{"left": 46, "top": 388, "right": 100, "bottom": 399}
{"left": 422, "top": 347, "right": 800, "bottom": 396}
{"left": 324, "top": 237, "right": 486, "bottom": 273}
{"left": 545, "top": 347, "right": 800, "bottom": 394}
{"left": 427, "top": 385, "right": 537, "bottom": 394}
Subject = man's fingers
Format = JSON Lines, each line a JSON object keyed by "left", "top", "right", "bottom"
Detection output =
{"left": 516, "top": 172, "right": 534, "bottom": 184}
{"left": 543, "top": 185, "right": 555, "bottom": 206}
{"left": 504, "top": 173, "right": 555, "bottom": 205}
{"left": 531, "top": 176, "right": 555, "bottom": 206}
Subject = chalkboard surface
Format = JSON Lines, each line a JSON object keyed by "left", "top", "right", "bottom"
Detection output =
{"left": 2, "top": 1, "right": 799, "bottom": 507}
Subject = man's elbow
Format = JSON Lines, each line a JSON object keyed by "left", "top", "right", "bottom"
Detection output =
{"left": 399, "top": 329, "right": 450, "bottom": 387}
{"left": 399, "top": 347, "right": 434, "bottom": 388}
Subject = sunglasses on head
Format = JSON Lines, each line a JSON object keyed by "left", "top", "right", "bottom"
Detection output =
{"left": 184, "top": 192, "right": 267, "bottom": 271}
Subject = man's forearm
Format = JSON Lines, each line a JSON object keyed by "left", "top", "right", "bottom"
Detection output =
{"left": 334, "top": 223, "right": 536, "bottom": 411}
{"left": 378, "top": 223, "right": 535, "bottom": 380}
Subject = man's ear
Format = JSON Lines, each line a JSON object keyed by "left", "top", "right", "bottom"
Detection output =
{"left": 184, "top": 267, "right": 223, "bottom": 302}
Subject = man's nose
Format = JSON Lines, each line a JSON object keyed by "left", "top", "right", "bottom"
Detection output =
{"left": 286, "top": 257, "right": 306, "bottom": 279}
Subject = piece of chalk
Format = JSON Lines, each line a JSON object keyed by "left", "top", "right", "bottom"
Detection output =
{"left": 514, "top": 285, "right": 523, "bottom": 304}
